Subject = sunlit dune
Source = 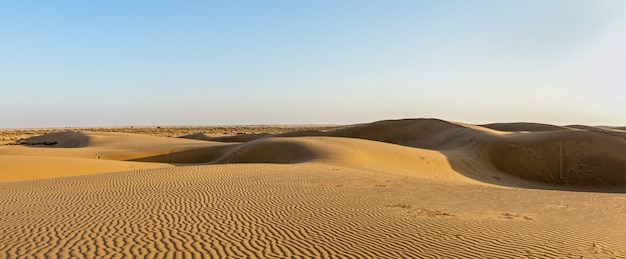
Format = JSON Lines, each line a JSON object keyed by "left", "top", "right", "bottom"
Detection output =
{"left": 0, "top": 118, "right": 624, "bottom": 258}
{"left": 0, "top": 155, "right": 172, "bottom": 182}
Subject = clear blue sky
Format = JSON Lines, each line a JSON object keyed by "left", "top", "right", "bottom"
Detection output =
{"left": 1, "top": 0, "right": 625, "bottom": 128}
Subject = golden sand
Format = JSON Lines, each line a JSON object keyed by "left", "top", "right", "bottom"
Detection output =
{"left": 0, "top": 119, "right": 624, "bottom": 258}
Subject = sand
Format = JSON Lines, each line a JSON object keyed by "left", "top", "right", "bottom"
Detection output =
{"left": 0, "top": 118, "right": 625, "bottom": 258}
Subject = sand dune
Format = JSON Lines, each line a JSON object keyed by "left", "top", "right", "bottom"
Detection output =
{"left": 1, "top": 118, "right": 625, "bottom": 257}
{"left": 0, "top": 155, "right": 172, "bottom": 182}
{"left": 190, "top": 119, "right": 625, "bottom": 191}
{"left": 213, "top": 136, "right": 473, "bottom": 183}
{"left": 486, "top": 130, "right": 626, "bottom": 188}
{"left": 4, "top": 119, "right": 624, "bottom": 189}
{"left": 0, "top": 131, "right": 238, "bottom": 163}
{"left": 19, "top": 131, "right": 91, "bottom": 147}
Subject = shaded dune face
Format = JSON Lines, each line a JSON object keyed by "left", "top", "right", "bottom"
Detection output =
{"left": 10, "top": 119, "right": 626, "bottom": 191}
{"left": 214, "top": 138, "right": 317, "bottom": 164}
{"left": 129, "top": 144, "right": 240, "bottom": 164}
{"left": 326, "top": 118, "right": 489, "bottom": 149}
{"left": 329, "top": 119, "right": 520, "bottom": 151}
{"left": 485, "top": 131, "right": 626, "bottom": 188}
{"left": 19, "top": 131, "right": 90, "bottom": 148}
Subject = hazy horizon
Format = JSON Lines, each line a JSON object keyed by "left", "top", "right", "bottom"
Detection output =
{"left": 1, "top": 118, "right": 626, "bottom": 130}
{"left": 2, "top": 1, "right": 625, "bottom": 128}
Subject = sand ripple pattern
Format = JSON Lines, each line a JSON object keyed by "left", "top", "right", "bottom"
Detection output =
{"left": 0, "top": 164, "right": 624, "bottom": 258}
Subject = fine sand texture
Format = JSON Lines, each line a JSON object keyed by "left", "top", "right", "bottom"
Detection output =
{"left": 0, "top": 118, "right": 625, "bottom": 258}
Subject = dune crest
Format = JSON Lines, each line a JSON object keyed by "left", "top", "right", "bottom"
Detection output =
{"left": 481, "top": 122, "right": 573, "bottom": 132}
{"left": 2, "top": 119, "right": 624, "bottom": 191}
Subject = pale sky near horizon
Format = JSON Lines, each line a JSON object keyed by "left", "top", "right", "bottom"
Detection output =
{"left": 1, "top": 0, "right": 625, "bottom": 128}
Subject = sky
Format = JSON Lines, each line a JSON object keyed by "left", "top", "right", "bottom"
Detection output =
{"left": 1, "top": 0, "right": 625, "bottom": 128}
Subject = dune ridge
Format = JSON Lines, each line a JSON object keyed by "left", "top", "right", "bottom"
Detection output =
{"left": 190, "top": 118, "right": 626, "bottom": 190}
{"left": 3, "top": 118, "right": 625, "bottom": 190}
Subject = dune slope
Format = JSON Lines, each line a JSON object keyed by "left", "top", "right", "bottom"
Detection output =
{"left": 3, "top": 119, "right": 625, "bottom": 191}
{"left": 0, "top": 164, "right": 624, "bottom": 258}
{"left": 198, "top": 119, "right": 626, "bottom": 191}
{"left": 0, "top": 131, "right": 237, "bottom": 163}
{"left": 0, "top": 155, "right": 172, "bottom": 182}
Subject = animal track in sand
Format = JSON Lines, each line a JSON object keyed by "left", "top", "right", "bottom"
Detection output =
{"left": 499, "top": 212, "right": 534, "bottom": 221}
{"left": 385, "top": 204, "right": 454, "bottom": 217}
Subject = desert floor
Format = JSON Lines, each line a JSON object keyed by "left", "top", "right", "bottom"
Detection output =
{"left": 0, "top": 119, "right": 625, "bottom": 258}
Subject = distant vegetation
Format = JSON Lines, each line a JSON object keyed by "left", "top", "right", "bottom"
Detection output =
{"left": 0, "top": 125, "right": 347, "bottom": 145}
{"left": 5, "top": 140, "right": 58, "bottom": 146}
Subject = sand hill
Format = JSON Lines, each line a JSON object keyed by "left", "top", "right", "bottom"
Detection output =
{"left": 0, "top": 119, "right": 624, "bottom": 258}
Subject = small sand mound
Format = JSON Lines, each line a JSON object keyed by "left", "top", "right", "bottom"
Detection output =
{"left": 215, "top": 138, "right": 316, "bottom": 164}
{"left": 20, "top": 131, "right": 90, "bottom": 148}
